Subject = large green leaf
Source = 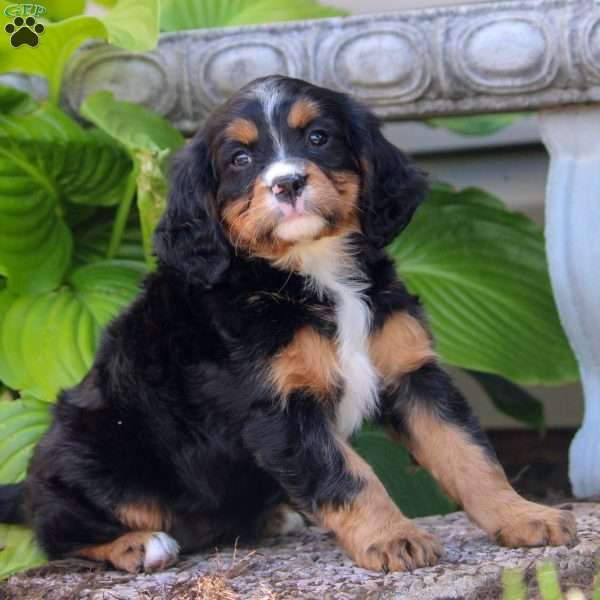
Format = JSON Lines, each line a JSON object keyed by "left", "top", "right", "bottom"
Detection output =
{"left": 354, "top": 426, "right": 455, "bottom": 518}
{"left": 0, "top": 398, "right": 50, "bottom": 483}
{"left": 0, "top": 525, "right": 45, "bottom": 579}
{"left": 0, "top": 398, "right": 49, "bottom": 578}
{"left": 467, "top": 370, "right": 545, "bottom": 433}
{"left": 161, "top": 0, "right": 346, "bottom": 31}
{"left": 0, "top": 0, "right": 159, "bottom": 102}
{"left": 0, "top": 85, "right": 37, "bottom": 115}
{"left": 44, "top": 0, "right": 86, "bottom": 21}
{"left": 390, "top": 185, "right": 578, "bottom": 384}
{"left": 0, "top": 98, "right": 131, "bottom": 293}
{"left": 426, "top": 113, "right": 528, "bottom": 136}
{"left": 0, "top": 17, "right": 102, "bottom": 104}
{"left": 74, "top": 213, "right": 146, "bottom": 266}
{"left": 227, "top": 0, "right": 346, "bottom": 26}
{"left": 80, "top": 91, "right": 184, "bottom": 154}
{"left": 0, "top": 261, "right": 145, "bottom": 400}
{"left": 81, "top": 91, "right": 185, "bottom": 265}
{"left": 0, "top": 383, "right": 12, "bottom": 401}
{"left": 101, "top": 0, "right": 159, "bottom": 55}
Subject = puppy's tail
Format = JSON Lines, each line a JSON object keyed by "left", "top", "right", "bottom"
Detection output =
{"left": 0, "top": 483, "right": 26, "bottom": 524}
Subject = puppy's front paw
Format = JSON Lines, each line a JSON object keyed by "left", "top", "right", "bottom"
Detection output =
{"left": 353, "top": 525, "right": 442, "bottom": 572}
{"left": 495, "top": 503, "right": 577, "bottom": 548}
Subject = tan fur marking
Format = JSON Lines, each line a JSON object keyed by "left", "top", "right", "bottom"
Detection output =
{"left": 305, "top": 165, "right": 359, "bottom": 227}
{"left": 369, "top": 313, "right": 436, "bottom": 383}
{"left": 287, "top": 98, "right": 320, "bottom": 129}
{"left": 222, "top": 186, "right": 289, "bottom": 260}
{"left": 405, "top": 408, "right": 577, "bottom": 547}
{"left": 116, "top": 501, "right": 172, "bottom": 532}
{"left": 77, "top": 531, "right": 158, "bottom": 573}
{"left": 225, "top": 118, "right": 259, "bottom": 145}
{"left": 317, "top": 439, "right": 442, "bottom": 571}
{"left": 270, "top": 326, "right": 341, "bottom": 400}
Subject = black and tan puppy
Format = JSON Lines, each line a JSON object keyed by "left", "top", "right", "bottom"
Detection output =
{"left": 0, "top": 76, "right": 576, "bottom": 573}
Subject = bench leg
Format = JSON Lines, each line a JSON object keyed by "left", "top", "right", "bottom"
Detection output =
{"left": 539, "top": 106, "right": 600, "bottom": 497}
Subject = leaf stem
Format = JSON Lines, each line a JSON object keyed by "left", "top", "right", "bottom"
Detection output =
{"left": 107, "top": 160, "right": 139, "bottom": 259}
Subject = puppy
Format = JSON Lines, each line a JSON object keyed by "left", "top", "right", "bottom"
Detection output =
{"left": 0, "top": 76, "right": 576, "bottom": 573}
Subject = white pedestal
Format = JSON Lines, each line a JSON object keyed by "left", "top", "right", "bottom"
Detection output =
{"left": 539, "top": 107, "right": 600, "bottom": 498}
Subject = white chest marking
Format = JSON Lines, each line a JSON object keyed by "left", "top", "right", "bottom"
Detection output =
{"left": 329, "top": 278, "right": 379, "bottom": 437}
{"left": 282, "top": 237, "right": 379, "bottom": 437}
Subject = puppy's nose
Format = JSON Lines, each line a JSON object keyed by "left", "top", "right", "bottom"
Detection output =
{"left": 271, "top": 174, "right": 307, "bottom": 201}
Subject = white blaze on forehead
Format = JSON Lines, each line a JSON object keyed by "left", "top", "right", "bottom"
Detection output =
{"left": 263, "top": 160, "right": 306, "bottom": 187}
{"left": 256, "top": 79, "right": 284, "bottom": 155}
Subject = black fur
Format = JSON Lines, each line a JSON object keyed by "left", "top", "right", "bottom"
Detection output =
{"left": 0, "top": 483, "right": 24, "bottom": 524}
{"left": 378, "top": 361, "right": 496, "bottom": 458}
{"left": 154, "top": 137, "right": 231, "bottom": 288}
{"left": 344, "top": 102, "right": 429, "bottom": 249}
{"left": 0, "top": 76, "right": 496, "bottom": 566}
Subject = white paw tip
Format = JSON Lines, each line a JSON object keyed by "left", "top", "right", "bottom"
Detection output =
{"left": 143, "top": 532, "right": 180, "bottom": 572}
{"left": 279, "top": 510, "right": 306, "bottom": 535}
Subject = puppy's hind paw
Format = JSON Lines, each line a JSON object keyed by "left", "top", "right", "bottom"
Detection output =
{"left": 80, "top": 530, "right": 180, "bottom": 573}
{"left": 143, "top": 532, "right": 180, "bottom": 572}
{"left": 264, "top": 504, "right": 307, "bottom": 537}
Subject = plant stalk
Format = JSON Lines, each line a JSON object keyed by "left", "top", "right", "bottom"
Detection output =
{"left": 107, "top": 160, "right": 139, "bottom": 259}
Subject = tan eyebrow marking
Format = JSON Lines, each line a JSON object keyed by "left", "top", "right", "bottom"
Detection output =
{"left": 225, "top": 118, "right": 259, "bottom": 145}
{"left": 287, "top": 98, "right": 320, "bottom": 129}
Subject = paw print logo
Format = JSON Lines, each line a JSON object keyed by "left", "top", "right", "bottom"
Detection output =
{"left": 4, "top": 16, "right": 45, "bottom": 48}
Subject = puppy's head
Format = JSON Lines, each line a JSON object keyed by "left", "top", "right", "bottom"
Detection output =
{"left": 155, "top": 76, "right": 427, "bottom": 287}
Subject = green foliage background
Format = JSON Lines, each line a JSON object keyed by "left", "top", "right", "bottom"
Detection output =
{"left": 502, "top": 559, "right": 599, "bottom": 600}
{"left": 0, "top": 0, "right": 578, "bottom": 578}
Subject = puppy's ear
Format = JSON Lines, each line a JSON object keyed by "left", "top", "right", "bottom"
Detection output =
{"left": 154, "top": 136, "right": 230, "bottom": 288}
{"left": 350, "top": 106, "right": 428, "bottom": 249}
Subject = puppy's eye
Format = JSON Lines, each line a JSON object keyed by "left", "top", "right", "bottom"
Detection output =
{"left": 231, "top": 151, "right": 252, "bottom": 167}
{"left": 308, "top": 130, "right": 329, "bottom": 146}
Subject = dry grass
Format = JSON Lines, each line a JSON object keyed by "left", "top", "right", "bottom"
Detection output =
{"left": 169, "top": 542, "right": 281, "bottom": 600}
{"left": 177, "top": 574, "right": 237, "bottom": 600}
